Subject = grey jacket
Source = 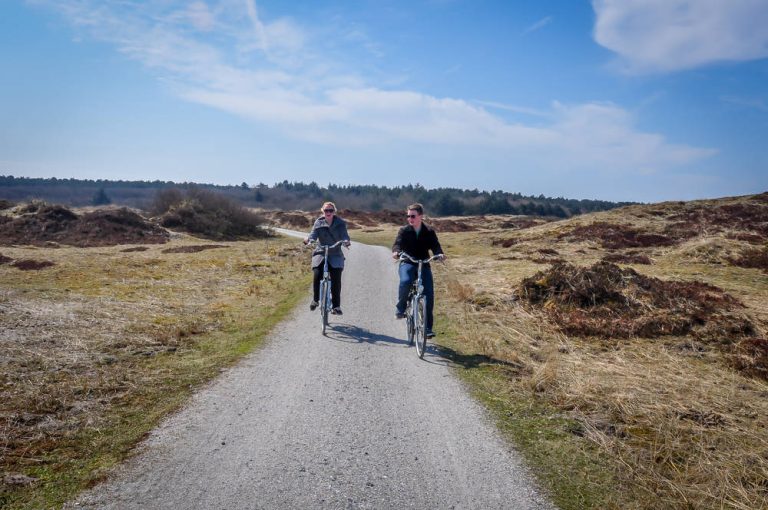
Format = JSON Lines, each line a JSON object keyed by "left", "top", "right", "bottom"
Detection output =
{"left": 307, "top": 215, "right": 350, "bottom": 269}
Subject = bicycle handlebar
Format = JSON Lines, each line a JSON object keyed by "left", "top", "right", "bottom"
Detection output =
{"left": 398, "top": 252, "right": 444, "bottom": 264}
{"left": 308, "top": 239, "right": 348, "bottom": 249}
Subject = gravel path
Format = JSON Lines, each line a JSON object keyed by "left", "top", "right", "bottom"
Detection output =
{"left": 67, "top": 236, "right": 555, "bottom": 510}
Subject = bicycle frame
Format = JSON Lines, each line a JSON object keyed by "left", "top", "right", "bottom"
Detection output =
{"left": 399, "top": 252, "right": 443, "bottom": 358}
{"left": 311, "top": 240, "right": 345, "bottom": 335}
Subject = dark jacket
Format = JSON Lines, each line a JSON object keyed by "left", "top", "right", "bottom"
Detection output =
{"left": 392, "top": 223, "right": 444, "bottom": 265}
{"left": 307, "top": 215, "right": 350, "bottom": 269}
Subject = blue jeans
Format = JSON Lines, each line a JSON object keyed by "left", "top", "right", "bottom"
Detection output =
{"left": 397, "top": 263, "right": 434, "bottom": 331}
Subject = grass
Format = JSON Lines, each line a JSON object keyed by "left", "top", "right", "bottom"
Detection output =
{"left": 5, "top": 195, "right": 767, "bottom": 509}
{"left": 0, "top": 234, "right": 310, "bottom": 509}
{"left": 352, "top": 197, "right": 768, "bottom": 509}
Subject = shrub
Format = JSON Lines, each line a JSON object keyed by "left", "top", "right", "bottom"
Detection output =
{"left": 560, "top": 222, "right": 677, "bottom": 249}
{"left": 156, "top": 188, "right": 271, "bottom": 240}
{"left": 516, "top": 261, "right": 754, "bottom": 341}
{"left": 730, "top": 337, "right": 768, "bottom": 380}
{"left": 728, "top": 247, "right": 768, "bottom": 272}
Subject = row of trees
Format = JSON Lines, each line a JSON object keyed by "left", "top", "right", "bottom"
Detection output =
{"left": 0, "top": 175, "right": 633, "bottom": 218}
{"left": 266, "top": 181, "right": 631, "bottom": 217}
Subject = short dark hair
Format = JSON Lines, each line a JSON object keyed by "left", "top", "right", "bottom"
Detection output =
{"left": 407, "top": 203, "right": 424, "bottom": 215}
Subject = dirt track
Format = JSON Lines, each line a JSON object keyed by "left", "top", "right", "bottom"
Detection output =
{"left": 66, "top": 234, "right": 554, "bottom": 509}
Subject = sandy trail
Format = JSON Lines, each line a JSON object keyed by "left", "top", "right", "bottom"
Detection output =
{"left": 67, "top": 237, "right": 553, "bottom": 509}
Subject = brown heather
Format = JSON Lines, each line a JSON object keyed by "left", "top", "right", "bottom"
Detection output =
{"left": 353, "top": 193, "right": 768, "bottom": 510}
{"left": 0, "top": 209, "right": 308, "bottom": 509}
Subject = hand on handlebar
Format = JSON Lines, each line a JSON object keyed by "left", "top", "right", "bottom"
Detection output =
{"left": 397, "top": 252, "right": 446, "bottom": 263}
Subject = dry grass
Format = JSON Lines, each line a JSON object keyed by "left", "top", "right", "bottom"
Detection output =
{"left": 5, "top": 193, "right": 764, "bottom": 509}
{"left": 355, "top": 194, "right": 768, "bottom": 509}
{"left": 0, "top": 234, "right": 309, "bottom": 509}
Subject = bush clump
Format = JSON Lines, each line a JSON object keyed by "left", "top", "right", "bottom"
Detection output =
{"left": 0, "top": 203, "right": 169, "bottom": 247}
{"left": 730, "top": 338, "right": 768, "bottom": 380}
{"left": 153, "top": 188, "right": 271, "bottom": 241}
{"left": 517, "top": 261, "right": 754, "bottom": 341}
{"left": 666, "top": 202, "right": 768, "bottom": 238}
{"left": 560, "top": 222, "right": 678, "bottom": 249}
{"left": 602, "top": 252, "right": 653, "bottom": 265}
{"left": 728, "top": 247, "right": 768, "bottom": 273}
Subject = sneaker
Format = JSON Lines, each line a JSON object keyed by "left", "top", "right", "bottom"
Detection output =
{"left": 425, "top": 330, "right": 436, "bottom": 339}
{"left": 309, "top": 301, "right": 318, "bottom": 311}
{"left": 331, "top": 307, "right": 343, "bottom": 315}
{"left": 395, "top": 312, "right": 406, "bottom": 319}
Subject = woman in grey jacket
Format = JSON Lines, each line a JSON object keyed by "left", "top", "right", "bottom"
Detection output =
{"left": 303, "top": 202, "right": 351, "bottom": 314}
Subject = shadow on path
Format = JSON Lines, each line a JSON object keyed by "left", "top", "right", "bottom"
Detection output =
{"left": 325, "top": 323, "right": 410, "bottom": 346}
{"left": 431, "top": 344, "right": 527, "bottom": 372}
{"left": 321, "top": 323, "right": 523, "bottom": 373}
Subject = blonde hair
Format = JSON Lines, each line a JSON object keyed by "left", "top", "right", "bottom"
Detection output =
{"left": 321, "top": 201, "right": 337, "bottom": 212}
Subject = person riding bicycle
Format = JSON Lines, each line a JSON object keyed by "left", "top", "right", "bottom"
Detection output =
{"left": 391, "top": 203, "right": 446, "bottom": 338}
{"left": 304, "top": 202, "right": 351, "bottom": 315}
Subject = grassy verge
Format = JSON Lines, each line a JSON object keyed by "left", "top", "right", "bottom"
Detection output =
{"left": 433, "top": 307, "right": 621, "bottom": 509}
{"left": 355, "top": 213, "right": 768, "bottom": 509}
{"left": 0, "top": 235, "right": 310, "bottom": 509}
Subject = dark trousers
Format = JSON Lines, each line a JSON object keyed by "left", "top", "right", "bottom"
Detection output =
{"left": 396, "top": 263, "right": 434, "bottom": 331}
{"left": 313, "top": 265, "right": 343, "bottom": 308}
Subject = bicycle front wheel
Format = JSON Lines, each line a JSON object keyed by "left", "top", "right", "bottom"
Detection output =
{"left": 405, "top": 302, "right": 415, "bottom": 346}
{"left": 414, "top": 296, "right": 427, "bottom": 358}
{"left": 320, "top": 280, "right": 329, "bottom": 334}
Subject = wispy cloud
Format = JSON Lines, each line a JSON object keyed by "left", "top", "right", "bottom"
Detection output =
{"left": 473, "top": 100, "right": 551, "bottom": 118}
{"left": 592, "top": 0, "right": 768, "bottom": 73}
{"left": 520, "top": 16, "right": 552, "bottom": 37}
{"left": 548, "top": 101, "right": 717, "bottom": 172}
{"left": 721, "top": 95, "right": 768, "bottom": 113}
{"left": 28, "top": 0, "right": 715, "bottom": 175}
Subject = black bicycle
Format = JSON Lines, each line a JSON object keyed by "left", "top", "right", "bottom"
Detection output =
{"left": 312, "top": 240, "right": 346, "bottom": 335}
{"left": 399, "top": 252, "right": 443, "bottom": 358}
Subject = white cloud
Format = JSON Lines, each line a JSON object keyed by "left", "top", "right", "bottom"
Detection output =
{"left": 176, "top": 2, "right": 215, "bottom": 32}
{"left": 721, "top": 95, "right": 768, "bottom": 113}
{"left": 592, "top": 0, "right": 768, "bottom": 73}
{"left": 473, "top": 100, "right": 550, "bottom": 118}
{"left": 521, "top": 16, "right": 552, "bottom": 37}
{"left": 30, "top": 0, "right": 716, "bottom": 176}
{"left": 549, "top": 102, "right": 717, "bottom": 172}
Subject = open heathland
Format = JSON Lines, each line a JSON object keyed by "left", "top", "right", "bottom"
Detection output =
{"left": 0, "top": 214, "right": 308, "bottom": 509}
{"left": 3, "top": 192, "right": 767, "bottom": 509}
{"left": 352, "top": 192, "right": 768, "bottom": 510}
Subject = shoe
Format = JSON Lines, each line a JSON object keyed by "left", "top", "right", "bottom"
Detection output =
{"left": 425, "top": 330, "right": 436, "bottom": 339}
{"left": 309, "top": 301, "right": 318, "bottom": 311}
{"left": 331, "top": 307, "right": 343, "bottom": 315}
{"left": 395, "top": 312, "right": 406, "bottom": 319}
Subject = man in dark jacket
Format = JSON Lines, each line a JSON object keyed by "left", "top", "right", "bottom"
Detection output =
{"left": 391, "top": 203, "right": 446, "bottom": 338}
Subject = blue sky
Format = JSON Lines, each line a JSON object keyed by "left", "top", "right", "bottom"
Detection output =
{"left": 1, "top": 0, "right": 766, "bottom": 202}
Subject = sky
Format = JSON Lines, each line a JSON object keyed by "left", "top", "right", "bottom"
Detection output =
{"left": 1, "top": 0, "right": 767, "bottom": 203}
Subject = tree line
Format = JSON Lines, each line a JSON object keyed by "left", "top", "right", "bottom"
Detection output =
{"left": 0, "top": 175, "right": 633, "bottom": 217}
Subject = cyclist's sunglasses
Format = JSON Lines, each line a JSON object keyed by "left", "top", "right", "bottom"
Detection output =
{"left": 323, "top": 209, "right": 335, "bottom": 213}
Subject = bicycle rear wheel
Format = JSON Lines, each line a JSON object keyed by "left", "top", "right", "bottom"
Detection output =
{"left": 414, "top": 296, "right": 427, "bottom": 358}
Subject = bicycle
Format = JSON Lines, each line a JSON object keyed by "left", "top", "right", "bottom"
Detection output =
{"left": 398, "top": 252, "right": 444, "bottom": 358}
{"left": 310, "top": 240, "right": 346, "bottom": 335}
